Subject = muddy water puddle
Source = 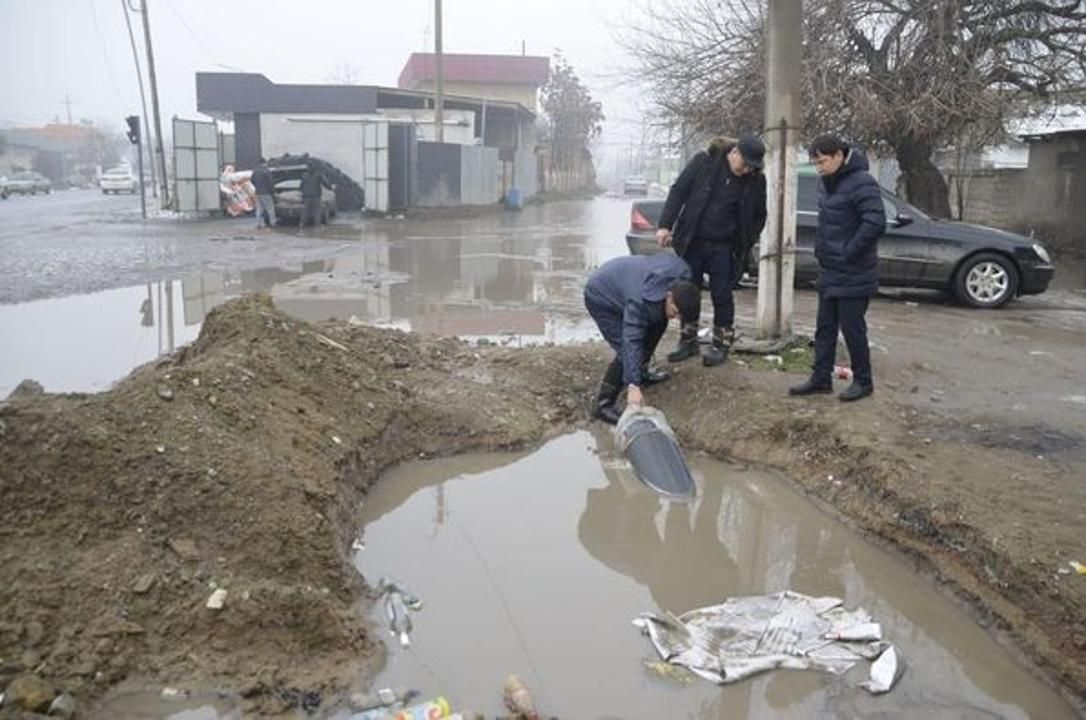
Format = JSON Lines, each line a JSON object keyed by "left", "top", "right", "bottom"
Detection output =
{"left": 0, "top": 200, "right": 630, "bottom": 397}
{"left": 350, "top": 431, "right": 1074, "bottom": 719}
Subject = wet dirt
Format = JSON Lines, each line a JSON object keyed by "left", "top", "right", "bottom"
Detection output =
{"left": 349, "top": 432, "right": 1074, "bottom": 719}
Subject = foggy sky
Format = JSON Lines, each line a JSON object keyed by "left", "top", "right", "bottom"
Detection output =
{"left": 0, "top": 0, "right": 647, "bottom": 156}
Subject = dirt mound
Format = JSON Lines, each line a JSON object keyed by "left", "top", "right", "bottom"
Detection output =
{"left": 0, "top": 295, "right": 600, "bottom": 716}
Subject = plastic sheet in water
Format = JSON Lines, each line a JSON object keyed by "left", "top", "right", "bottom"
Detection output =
{"left": 633, "top": 590, "right": 904, "bottom": 694}
{"left": 614, "top": 406, "right": 695, "bottom": 498}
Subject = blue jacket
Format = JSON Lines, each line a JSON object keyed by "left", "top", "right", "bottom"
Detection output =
{"left": 584, "top": 254, "right": 692, "bottom": 387}
{"left": 814, "top": 148, "right": 886, "bottom": 298}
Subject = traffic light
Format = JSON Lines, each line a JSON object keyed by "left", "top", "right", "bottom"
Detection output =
{"left": 125, "top": 115, "right": 141, "bottom": 145}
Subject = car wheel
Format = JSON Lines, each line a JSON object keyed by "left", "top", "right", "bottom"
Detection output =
{"left": 953, "top": 252, "right": 1019, "bottom": 308}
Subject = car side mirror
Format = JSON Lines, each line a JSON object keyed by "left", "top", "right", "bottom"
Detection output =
{"left": 890, "top": 213, "right": 913, "bottom": 228}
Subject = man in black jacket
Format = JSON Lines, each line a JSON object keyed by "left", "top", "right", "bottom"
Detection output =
{"left": 584, "top": 254, "right": 701, "bottom": 424}
{"left": 656, "top": 134, "right": 768, "bottom": 366}
{"left": 789, "top": 134, "right": 886, "bottom": 402}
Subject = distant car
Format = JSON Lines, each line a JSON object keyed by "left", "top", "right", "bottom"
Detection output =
{"left": 6, "top": 171, "right": 52, "bottom": 195}
{"left": 100, "top": 167, "right": 139, "bottom": 194}
{"left": 269, "top": 163, "right": 336, "bottom": 225}
{"left": 626, "top": 173, "right": 1054, "bottom": 308}
{"left": 624, "top": 175, "right": 649, "bottom": 195}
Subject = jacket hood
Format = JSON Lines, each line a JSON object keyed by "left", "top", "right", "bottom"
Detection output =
{"left": 840, "top": 147, "right": 870, "bottom": 174}
{"left": 707, "top": 137, "right": 737, "bottom": 157}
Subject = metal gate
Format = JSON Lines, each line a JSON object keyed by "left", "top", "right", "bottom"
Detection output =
{"left": 362, "top": 120, "right": 389, "bottom": 213}
{"left": 173, "top": 117, "right": 221, "bottom": 212}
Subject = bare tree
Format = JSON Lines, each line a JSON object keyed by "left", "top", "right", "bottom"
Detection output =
{"left": 540, "top": 51, "right": 605, "bottom": 191}
{"left": 326, "top": 63, "right": 362, "bottom": 85}
{"left": 622, "top": 0, "right": 1086, "bottom": 217}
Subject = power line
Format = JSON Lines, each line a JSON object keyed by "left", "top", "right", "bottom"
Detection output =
{"left": 88, "top": 0, "right": 129, "bottom": 108}
{"left": 162, "top": 0, "right": 245, "bottom": 71}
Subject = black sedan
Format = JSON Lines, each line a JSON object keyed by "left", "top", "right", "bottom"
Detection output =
{"left": 627, "top": 173, "right": 1054, "bottom": 308}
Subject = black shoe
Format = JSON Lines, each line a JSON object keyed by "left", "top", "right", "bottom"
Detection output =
{"left": 788, "top": 377, "right": 834, "bottom": 396}
{"left": 838, "top": 383, "right": 874, "bottom": 402}
{"left": 702, "top": 343, "right": 730, "bottom": 367}
{"left": 641, "top": 365, "right": 671, "bottom": 387}
{"left": 667, "top": 338, "right": 699, "bottom": 363}
{"left": 702, "top": 327, "right": 733, "bottom": 367}
{"left": 593, "top": 400, "right": 622, "bottom": 425}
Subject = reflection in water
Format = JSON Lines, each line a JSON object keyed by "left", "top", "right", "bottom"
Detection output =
{"left": 351, "top": 431, "right": 1072, "bottom": 720}
{"left": 0, "top": 200, "right": 630, "bottom": 395}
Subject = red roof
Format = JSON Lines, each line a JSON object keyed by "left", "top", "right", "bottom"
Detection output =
{"left": 398, "top": 53, "right": 549, "bottom": 89}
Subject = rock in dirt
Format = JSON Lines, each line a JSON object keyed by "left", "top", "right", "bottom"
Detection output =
{"left": 206, "top": 588, "right": 228, "bottom": 610}
{"left": 7, "top": 379, "right": 45, "bottom": 400}
{"left": 48, "top": 692, "right": 77, "bottom": 718}
{"left": 167, "top": 538, "right": 200, "bottom": 561}
{"left": 4, "top": 674, "right": 55, "bottom": 712}
{"left": 133, "top": 573, "right": 156, "bottom": 594}
{"left": 157, "top": 386, "right": 175, "bottom": 401}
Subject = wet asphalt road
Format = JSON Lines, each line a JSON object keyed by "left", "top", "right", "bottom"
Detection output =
{"left": 1, "top": 190, "right": 1084, "bottom": 441}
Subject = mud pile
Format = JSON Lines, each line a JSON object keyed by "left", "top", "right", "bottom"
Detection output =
{"left": 0, "top": 295, "right": 600, "bottom": 716}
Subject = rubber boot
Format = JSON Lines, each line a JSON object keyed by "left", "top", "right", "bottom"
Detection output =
{"left": 640, "top": 362, "right": 671, "bottom": 387}
{"left": 666, "top": 323, "right": 700, "bottom": 363}
{"left": 592, "top": 358, "right": 623, "bottom": 425}
{"left": 702, "top": 326, "right": 734, "bottom": 367}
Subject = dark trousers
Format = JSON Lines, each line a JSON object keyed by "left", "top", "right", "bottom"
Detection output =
{"left": 302, "top": 197, "right": 321, "bottom": 226}
{"left": 584, "top": 287, "right": 667, "bottom": 383}
{"left": 683, "top": 239, "right": 734, "bottom": 329}
{"left": 812, "top": 294, "right": 873, "bottom": 387}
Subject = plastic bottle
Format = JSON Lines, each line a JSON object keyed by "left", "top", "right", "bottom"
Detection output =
{"left": 502, "top": 675, "right": 538, "bottom": 719}
{"left": 391, "top": 696, "right": 451, "bottom": 720}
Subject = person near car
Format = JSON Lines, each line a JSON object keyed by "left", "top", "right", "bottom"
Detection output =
{"left": 789, "top": 134, "right": 886, "bottom": 402}
{"left": 655, "top": 134, "right": 768, "bottom": 367}
{"left": 583, "top": 254, "right": 702, "bottom": 424}
{"left": 251, "top": 159, "right": 276, "bottom": 229}
{"left": 300, "top": 164, "right": 323, "bottom": 227}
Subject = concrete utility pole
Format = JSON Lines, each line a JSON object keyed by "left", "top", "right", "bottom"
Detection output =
{"left": 434, "top": 0, "right": 445, "bottom": 143}
{"left": 140, "top": 0, "right": 170, "bottom": 208}
{"left": 756, "top": 0, "right": 803, "bottom": 340}
{"left": 122, "top": 0, "right": 158, "bottom": 198}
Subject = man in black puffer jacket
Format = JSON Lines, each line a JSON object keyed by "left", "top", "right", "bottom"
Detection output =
{"left": 790, "top": 134, "right": 886, "bottom": 402}
{"left": 656, "top": 135, "right": 767, "bottom": 367}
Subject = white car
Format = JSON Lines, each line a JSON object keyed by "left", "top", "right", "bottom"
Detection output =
{"left": 100, "top": 168, "right": 139, "bottom": 194}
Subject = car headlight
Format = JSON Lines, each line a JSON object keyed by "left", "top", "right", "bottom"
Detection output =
{"left": 1031, "top": 243, "right": 1052, "bottom": 264}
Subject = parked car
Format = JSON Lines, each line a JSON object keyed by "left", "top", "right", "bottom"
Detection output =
{"left": 626, "top": 173, "right": 1054, "bottom": 308}
{"left": 623, "top": 175, "right": 649, "bottom": 196}
{"left": 100, "top": 167, "right": 139, "bottom": 194}
{"left": 6, "top": 171, "right": 52, "bottom": 195}
{"left": 269, "top": 163, "right": 336, "bottom": 225}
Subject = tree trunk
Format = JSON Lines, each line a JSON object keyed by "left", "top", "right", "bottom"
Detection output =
{"left": 895, "top": 138, "right": 952, "bottom": 218}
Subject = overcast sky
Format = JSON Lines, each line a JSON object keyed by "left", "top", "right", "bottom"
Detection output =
{"left": 0, "top": 0, "right": 649, "bottom": 168}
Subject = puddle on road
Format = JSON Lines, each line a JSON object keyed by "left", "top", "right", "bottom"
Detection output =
{"left": 0, "top": 200, "right": 629, "bottom": 397}
{"left": 349, "top": 431, "right": 1074, "bottom": 720}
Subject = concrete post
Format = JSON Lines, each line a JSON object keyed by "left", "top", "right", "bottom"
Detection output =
{"left": 434, "top": 0, "right": 444, "bottom": 143}
{"left": 756, "top": 0, "right": 802, "bottom": 340}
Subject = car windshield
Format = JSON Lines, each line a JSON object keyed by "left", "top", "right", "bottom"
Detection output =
{"left": 104, "top": 170, "right": 129, "bottom": 177}
{"left": 14, "top": 172, "right": 33, "bottom": 180}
